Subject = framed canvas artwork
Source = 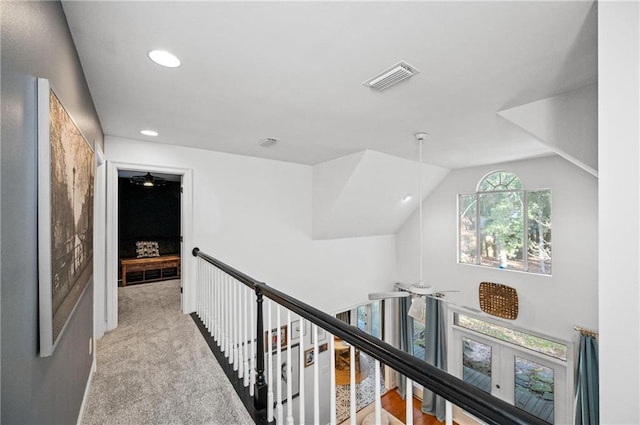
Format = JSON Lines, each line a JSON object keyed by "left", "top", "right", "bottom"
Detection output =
{"left": 38, "top": 78, "right": 94, "bottom": 357}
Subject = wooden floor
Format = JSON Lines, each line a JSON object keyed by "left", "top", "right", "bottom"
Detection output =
{"left": 381, "top": 389, "right": 451, "bottom": 425}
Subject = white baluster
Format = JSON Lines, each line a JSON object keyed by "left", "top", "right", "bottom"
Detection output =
{"left": 195, "top": 259, "right": 199, "bottom": 316}
{"left": 220, "top": 273, "right": 229, "bottom": 357}
{"left": 298, "top": 318, "right": 305, "bottom": 425}
{"left": 205, "top": 263, "right": 210, "bottom": 331}
{"left": 227, "top": 276, "right": 233, "bottom": 362}
{"left": 220, "top": 273, "right": 226, "bottom": 354}
{"left": 225, "top": 276, "right": 233, "bottom": 356}
{"left": 201, "top": 262, "right": 206, "bottom": 328}
{"left": 201, "top": 259, "right": 205, "bottom": 318}
{"left": 250, "top": 288, "right": 255, "bottom": 397}
{"left": 201, "top": 261, "right": 206, "bottom": 328}
{"left": 211, "top": 267, "right": 218, "bottom": 342}
{"left": 349, "top": 345, "right": 356, "bottom": 425}
{"left": 313, "top": 324, "right": 319, "bottom": 425}
{"left": 220, "top": 272, "right": 229, "bottom": 357}
{"left": 236, "top": 281, "right": 242, "bottom": 374}
{"left": 330, "top": 333, "right": 336, "bottom": 425}
{"left": 237, "top": 283, "right": 243, "bottom": 377}
{"left": 406, "top": 378, "right": 413, "bottom": 425}
{"left": 276, "top": 305, "right": 283, "bottom": 425}
{"left": 196, "top": 259, "right": 201, "bottom": 317}
{"left": 446, "top": 400, "right": 453, "bottom": 425}
{"left": 286, "top": 310, "right": 293, "bottom": 425}
{"left": 214, "top": 268, "right": 220, "bottom": 343}
{"left": 208, "top": 265, "right": 213, "bottom": 333}
{"left": 374, "top": 360, "right": 381, "bottom": 424}
{"left": 216, "top": 269, "right": 222, "bottom": 345}
{"left": 232, "top": 279, "right": 238, "bottom": 368}
{"left": 267, "top": 300, "right": 274, "bottom": 422}
{"left": 243, "top": 286, "right": 249, "bottom": 386}
{"left": 233, "top": 278, "right": 237, "bottom": 366}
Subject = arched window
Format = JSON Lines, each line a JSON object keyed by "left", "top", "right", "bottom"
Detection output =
{"left": 458, "top": 171, "right": 551, "bottom": 275}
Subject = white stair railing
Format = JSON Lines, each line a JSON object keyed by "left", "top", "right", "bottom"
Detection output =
{"left": 195, "top": 257, "right": 392, "bottom": 425}
{"left": 193, "top": 248, "right": 547, "bottom": 425}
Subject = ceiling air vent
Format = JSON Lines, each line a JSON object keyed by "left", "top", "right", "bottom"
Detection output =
{"left": 363, "top": 61, "right": 420, "bottom": 91}
{"left": 259, "top": 137, "right": 279, "bottom": 147}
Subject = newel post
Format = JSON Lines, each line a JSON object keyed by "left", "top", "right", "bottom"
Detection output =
{"left": 254, "top": 286, "right": 268, "bottom": 410}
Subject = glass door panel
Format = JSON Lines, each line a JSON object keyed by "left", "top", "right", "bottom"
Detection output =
{"left": 514, "top": 356, "right": 555, "bottom": 424}
{"left": 462, "top": 337, "right": 492, "bottom": 393}
{"left": 452, "top": 313, "right": 569, "bottom": 425}
{"left": 370, "top": 301, "right": 381, "bottom": 338}
{"left": 357, "top": 305, "right": 367, "bottom": 331}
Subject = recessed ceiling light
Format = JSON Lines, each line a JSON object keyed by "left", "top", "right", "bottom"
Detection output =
{"left": 140, "top": 130, "right": 158, "bottom": 137}
{"left": 148, "top": 50, "right": 181, "bottom": 68}
{"left": 402, "top": 195, "right": 412, "bottom": 203}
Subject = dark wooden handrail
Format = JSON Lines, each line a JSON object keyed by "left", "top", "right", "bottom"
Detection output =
{"left": 192, "top": 248, "right": 548, "bottom": 425}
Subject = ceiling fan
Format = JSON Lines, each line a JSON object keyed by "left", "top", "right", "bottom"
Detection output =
{"left": 367, "top": 132, "right": 459, "bottom": 321}
{"left": 368, "top": 282, "right": 458, "bottom": 322}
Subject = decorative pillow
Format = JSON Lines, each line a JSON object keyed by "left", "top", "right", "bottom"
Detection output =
{"left": 136, "top": 241, "right": 160, "bottom": 258}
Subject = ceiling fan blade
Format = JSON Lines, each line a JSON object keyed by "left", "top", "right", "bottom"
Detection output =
{"left": 427, "top": 291, "right": 462, "bottom": 304}
{"left": 368, "top": 291, "right": 411, "bottom": 300}
{"left": 394, "top": 282, "right": 414, "bottom": 291}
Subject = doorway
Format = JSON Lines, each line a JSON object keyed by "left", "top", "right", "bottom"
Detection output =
{"left": 117, "top": 170, "right": 181, "bottom": 287}
{"left": 449, "top": 310, "right": 571, "bottom": 424}
{"left": 103, "top": 161, "right": 193, "bottom": 332}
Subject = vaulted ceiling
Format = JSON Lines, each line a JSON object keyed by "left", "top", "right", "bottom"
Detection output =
{"left": 62, "top": 1, "right": 597, "bottom": 169}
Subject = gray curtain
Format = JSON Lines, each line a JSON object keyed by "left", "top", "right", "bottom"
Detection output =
{"left": 396, "top": 296, "right": 413, "bottom": 399}
{"left": 421, "top": 297, "right": 447, "bottom": 421}
{"left": 336, "top": 311, "right": 350, "bottom": 324}
{"left": 575, "top": 334, "right": 599, "bottom": 425}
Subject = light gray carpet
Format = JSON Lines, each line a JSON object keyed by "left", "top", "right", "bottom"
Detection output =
{"left": 82, "top": 280, "right": 254, "bottom": 425}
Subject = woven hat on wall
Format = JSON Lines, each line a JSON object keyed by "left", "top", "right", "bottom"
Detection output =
{"left": 479, "top": 282, "right": 518, "bottom": 320}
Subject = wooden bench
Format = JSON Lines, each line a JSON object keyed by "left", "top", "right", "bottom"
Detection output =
{"left": 120, "top": 255, "right": 181, "bottom": 287}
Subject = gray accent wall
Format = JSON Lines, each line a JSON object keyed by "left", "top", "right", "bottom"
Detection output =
{"left": 1, "top": 2, "right": 103, "bottom": 423}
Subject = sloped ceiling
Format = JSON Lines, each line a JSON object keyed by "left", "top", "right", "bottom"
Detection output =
{"left": 498, "top": 84, "right": 598, "bottom": 176}
{"left": 313, "top": 150, "right": 449, "bottom": 239}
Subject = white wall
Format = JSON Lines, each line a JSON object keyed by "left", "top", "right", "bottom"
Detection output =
{"left": 599, "top": 2, "right": 640, "bottom": 423}
{"left": 396, "top": 155, "right": 598, "bottom": 341}
{"left": 105, "top": 137, "right": 397, "bottom": 313}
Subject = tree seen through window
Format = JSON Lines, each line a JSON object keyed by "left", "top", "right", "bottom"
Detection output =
{"left": 459, "top": 171, "right": 551, "bottom": 274}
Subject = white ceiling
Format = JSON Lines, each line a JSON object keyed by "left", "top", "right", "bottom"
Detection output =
{"left": 62, "top": 1, "right": 597, "bottom": 169}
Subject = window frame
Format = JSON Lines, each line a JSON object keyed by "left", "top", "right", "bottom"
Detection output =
{"left": 458, "top": 171, "right": 552, "bottom": 275}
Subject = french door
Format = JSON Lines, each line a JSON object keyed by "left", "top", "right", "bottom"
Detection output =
{"left": 356, "top": 300, "right": 383, "bottom": 339}
{"left": 452, "top": 327, "right": 569, "bottom": 424}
